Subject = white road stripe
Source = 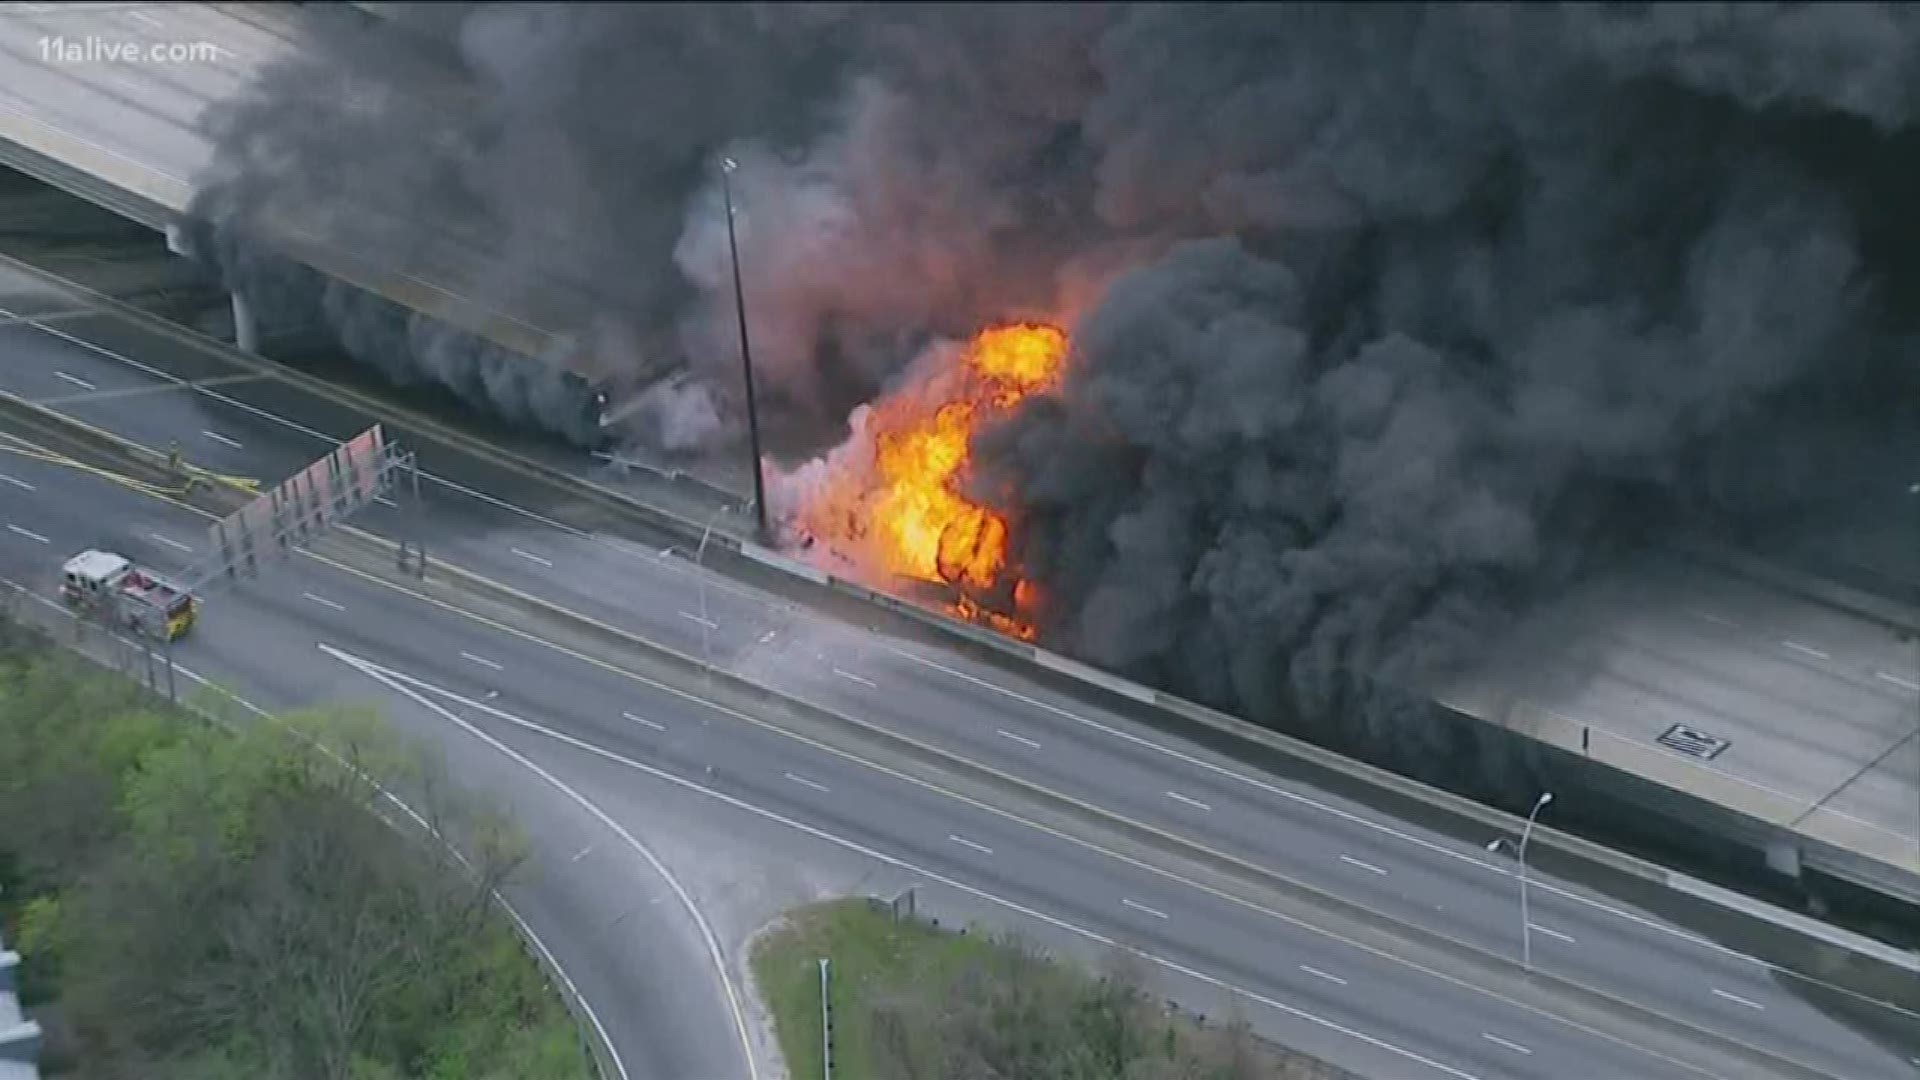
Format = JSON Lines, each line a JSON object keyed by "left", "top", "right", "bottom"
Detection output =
{"left": 511, "top": 547, "right": 554, "bottom": 568}
{"left": 301, "top": 592, "right": 345, "bottom": 612}
{"left": 375, "top": 495, "right": 398, "bottom": 508}
{"left": 997, "top": 729, "right": 1041, "bottom": 749}
{"left": 1874, "top": 671, "right": 1919, "bottom": 693}
{"left": 149, "top": 532, "right": 192, "bottom": 553}
{"left": 1340, "top": 854, "right": 1388, "bottom": 876}
{"left": 130, "top": 9, "right": 162, "bottom": 26}
{"left": 621, "top": 710, "right": 667, "bottom": 732}
{"left": 460, "top": 651, "right": 504, "bottom": 671}
{"left": 1711, "top": 987, "right": 1765, "bottom": 1011}
{"left": 1685, "top": 608, "right": 1735, "bottom": 628}
{"left": 1528, "top": 923, "right": 1575, "bottom": 945}
{"left": 679, "top": 611, "right": 718, "bottom": 629}
{"left": 55, "top": 370, "right": 94, "bottom": 390}
{"left": 1300, "top": 965, "right": 1347, "bottom": 986}
{"left": 1122, "top": 897, "right": 1169, "bottom": 920}
{"left": 201, "top": 429, "right": 242, "bottom": 449}
{"left": 0, "top": 472, "right": 32, "bottom": 490}
{"left": 832, "top": 667, "right": 876, "bottom": 688}
{"left": 1165, "top": 790, "right": 1212, "bottom": 812}
{"left": 6, "top": 524, "right": 48, "bottom": 544}
{"left": 1781, "top": 640, "right": 1829, "bottom": 661}
{"left": 1480, "top": 1033, "right": 1532, "bottom": 1056}
{"left": 785, "top": 772, "right": 830, "bottom": 793}
{"left": 948, "top": 834, "right": 993, "bottom": 856}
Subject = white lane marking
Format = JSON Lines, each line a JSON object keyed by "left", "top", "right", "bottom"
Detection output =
{"left": 621, "top": 710, "right": 667, "bottom": 732}
{"left": 511, "top": 547, "right": 554, "bottom": 568}
{"left": 1711, "top": 987, "right": 1765, "bottom": 1011}
{"left": 1685, "top": 608, "right": 1735, "bottom": 628}
{"left": 1300, "top": 965, "right": 1347, "bottom": 986}
{"left": 1874, "top": 671, "right": 1919, "bottom": 693}
{"left": 1781, "top": 640, "right": 1829, "bottom": 661}
{"left": 679, "top": 611, "right": 718, "bottom": 630}
{"left": 375, "top": 495, "right": 398, "bottom": 508}
{"left": 55, "top": 371, "right": 95, "bottom": 390}
{"left": 997, "top": 729, "right": 1041, "bottom": 750}
{"left": 0, "top": 472, "right": 32, "bottom": 490}
{"left": 130, "top": 9, "right": 162, "bottom": 26}
{"left": 321, "top": 645, "right": 735, "bottom": 1080}
{"left": 1528, "top": 923, "right": 1576, "bottom": 945}
{"left": 1340, "top": 854, "right": 1388, "bottom": 876}
{"left": 149, "top": 532, "right": 192, "bottom": 553}
{"left": 201, "top": 429, "right": 242, "bottom": 449}
{"left": 1480, "top": 1033, "right": 1532, "bottom": 1056}
{"left": 832, "top": 667, "right": 876, "bottom": 688}
{"left": 785, "top": 772, "right": 830, "bottom": 793}
{"left": 460, "top": 650, "right": 504, "bottom": 671}
{"left": 889, "top": 648, "right": 1920, "bottom": 1021}
{"left": 570, "top": 844, "right": 594, "bottom": 862}
{"left": 1165, "top": 790, "right": 1212, "bottom": 812}
{"left": 316, "top": 647, "right": 1485, "bottom": 1080}
{"left": 1122, "top": 897, "right": 1169, "bottom": 920}
{"left": 948, "top": 834, "right": 994, "bottom": 856}
{"left": 6, "top": 524, "right": 49, "bottom": 544}
{"left": 301, "top": 592, "right": 345, "bottom": 612}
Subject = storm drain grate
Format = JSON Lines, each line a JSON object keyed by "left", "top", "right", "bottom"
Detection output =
{"left": 1657, "top": 723, "right": 1730, "bottom": 761}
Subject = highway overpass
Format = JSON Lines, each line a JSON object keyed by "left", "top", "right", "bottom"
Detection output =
{"left": 2, "top": 0, "right": 1915, "bottom": 931}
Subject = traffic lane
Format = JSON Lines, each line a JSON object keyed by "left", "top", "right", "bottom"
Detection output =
{"left": 778, "top": 652, "right": 1905, "bottom": 1076}
{"left": 318, "top": 683, "right": 747, "bottom": 1080}
{"left": 435, "top": 667, "right": 1726, "bottom": 1080}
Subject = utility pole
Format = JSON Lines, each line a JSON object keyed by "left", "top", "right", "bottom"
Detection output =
{"left": 721, "top": 155, "right": 770, "bottom": 543}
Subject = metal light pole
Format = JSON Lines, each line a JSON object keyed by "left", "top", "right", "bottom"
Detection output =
{"left": 1488, "top": 790, "right": 1553, "bottom": 972}
{"left": 695, "top": 504, "right": 728, "bottom": 678}
{"left": 720, "top": 156, "right": 770, "bottom": 543}
{"left": 819, "top": 957, "right": 832, "bottom": 1080}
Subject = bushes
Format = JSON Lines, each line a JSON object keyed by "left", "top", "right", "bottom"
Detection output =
{"left": 0, "top": 647, "right": 591, "bottom": 1080}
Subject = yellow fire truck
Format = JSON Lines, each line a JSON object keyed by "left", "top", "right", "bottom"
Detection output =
{"left": 60, "top": 549, "right": 197, "bottom": 641}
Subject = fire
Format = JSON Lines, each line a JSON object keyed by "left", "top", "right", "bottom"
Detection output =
{"left": 788, "top": 323, "right": 1067, "bottom": 637}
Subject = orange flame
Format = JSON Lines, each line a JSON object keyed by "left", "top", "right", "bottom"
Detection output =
{"left": 791, "top": 323, "right": 1067, "bottom": 637}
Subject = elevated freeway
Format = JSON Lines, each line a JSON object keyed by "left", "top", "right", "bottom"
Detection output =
{"left": 3, "top": 244, "right": 1920, "bottom": 1078}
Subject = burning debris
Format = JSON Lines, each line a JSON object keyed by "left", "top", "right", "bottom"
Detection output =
{"left": 777, "top": 323, "right": 1067, "bottom": 638}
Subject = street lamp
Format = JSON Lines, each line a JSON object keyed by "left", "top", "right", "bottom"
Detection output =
{"left": 720, "top": 156, "right": 770, "bottom": 543}
{"left": 1486, "top": 790, "right": 1554, "bottom": 972}
{"left": 695, "top": 503, "right": 729, "bottom": 678}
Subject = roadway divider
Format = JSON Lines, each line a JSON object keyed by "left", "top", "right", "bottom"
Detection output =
{"left": 4, "top": 254, "right": 1913, "bottom": 975}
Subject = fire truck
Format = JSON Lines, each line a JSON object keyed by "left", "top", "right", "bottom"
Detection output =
{"left": 59, "top": 549, "right": 197, "bottom": 641}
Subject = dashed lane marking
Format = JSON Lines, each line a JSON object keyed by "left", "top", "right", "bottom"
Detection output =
{"left": 301, "top": 592, "right": 345, "bottom": 612}
{"left": 1122, "top": 898, "right": 1169, "bottom": 920}
{"left": 1166, "top": 790, "right": 1212, "bottom": 812}
{"left": 948, "top": 834, "right": 994, "bottom": 856}
{"left": 1529, "top": 924, "right": 1576, "bottom": 945}
{"left": 1300, "top": 965, "right": 1347, "bottom": 986}
{"left": 150, "top": 532, "right": 191, "bottom": 553}
{"left": 6, "top": 524, "right": 48, "bottom": 544}
{"left": 511, "top": 547, "right": 554, "bottom": 568}
{"left": 621, "top": 711, "right": 667, "bottom": 732}
{"left": 679, "top": 611, "right": 718, "bottom": 629}
{"left": 785, "top": 772, "right": 830, "bottom": 793}
{"left": 1711, "top": 988, "right": 1765, "bottom": 1011}
{"left": 1874, "top": 671, "right": 1919, "bottom": 693}
{"left": 1781, "top": 640, "right": 1829, "bottom": 661}
{"left": 0, "top": 472, "right": 32, "bottom": 490}
{"left": 832, "top": 667, "right": 876, "bottom": 688}
{"left": 201, "top": 429, "right": 243, "bottom": 449}
{"left": 460, "top": 651, "right": 504, "bottom": 671}
{"left": 1481, "top": 1033, "right": 1532, "bottom": 1056}
{"left": 55, "top": 371, "right": 94, "bottom": 391}
{"left": 997, "top": 729, "right": 1041, "bottom": 750}
{"left": 1340, "top": 854, "right": 1388, "bottom": 876}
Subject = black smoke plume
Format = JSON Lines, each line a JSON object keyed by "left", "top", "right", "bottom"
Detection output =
{"left": 188, "top": 4, "right": 1920, "bottom": 772}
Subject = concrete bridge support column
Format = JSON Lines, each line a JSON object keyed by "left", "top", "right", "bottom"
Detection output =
{"left": 231, "top": 291, "right": 258, "bottom": 353}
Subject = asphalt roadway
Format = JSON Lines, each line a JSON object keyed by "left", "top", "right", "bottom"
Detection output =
{"left": 1, "top": 273, "right": 1918, "bottom": 1077}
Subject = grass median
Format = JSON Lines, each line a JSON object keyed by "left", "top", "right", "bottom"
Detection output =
{"left": 754, "top": 898, "right": 1360, "bottom": 1080}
